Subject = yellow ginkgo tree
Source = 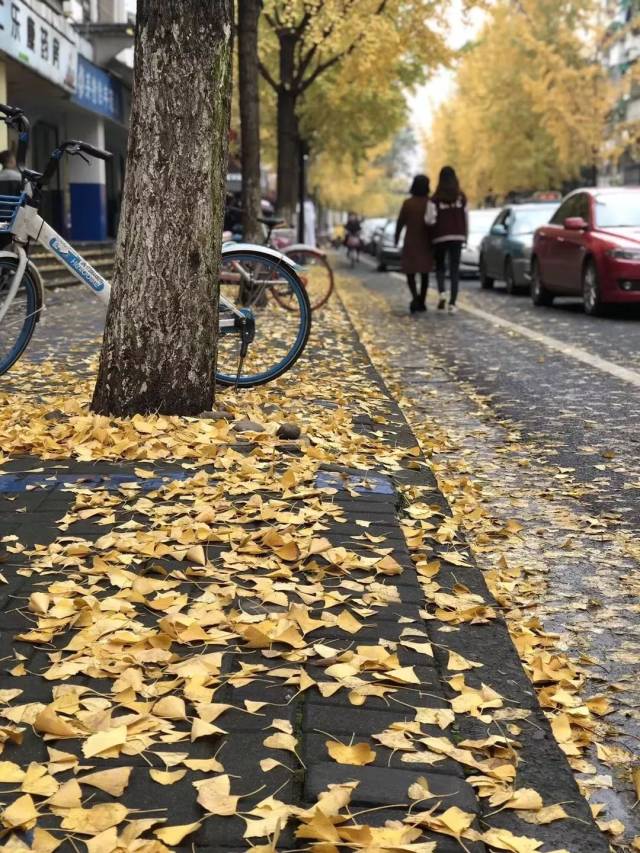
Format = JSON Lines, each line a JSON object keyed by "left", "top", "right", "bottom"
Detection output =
{"left": 259, "top": 0, "right": 480, "bottom": 218}
{"left": 426, "top": 0, "right": 613, "bottom": 204}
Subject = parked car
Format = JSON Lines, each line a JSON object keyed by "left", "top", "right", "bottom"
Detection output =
{"left": 361, "top": 217, "right": 387, "bottom": 254}
{"left": 531, "top": 187, "right": 640, "bottom": 315}
{"left": 461, "top": 208, "right": 501, "bottom": 276}
{"left": 479, "top": 202, "right": 559, "bottom": 293}
{"left": 377, "top": 220, "right": 403, "bottom": 271}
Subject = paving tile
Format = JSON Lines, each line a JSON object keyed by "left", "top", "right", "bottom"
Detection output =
{"left": 304, "top": 762, "right": 479, "bottom": 812}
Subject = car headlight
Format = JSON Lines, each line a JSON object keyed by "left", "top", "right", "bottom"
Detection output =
{"left": 607, "top": 248, "right": 640, "bottom": 261}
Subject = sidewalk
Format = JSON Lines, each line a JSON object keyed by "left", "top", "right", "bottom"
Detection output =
{"left": 0, "top": 284, "right": 607, "bottom": 851}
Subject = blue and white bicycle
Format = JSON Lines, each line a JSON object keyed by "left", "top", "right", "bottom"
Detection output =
{"left": 0, "top": 104, "right": 311, "bottom": 388}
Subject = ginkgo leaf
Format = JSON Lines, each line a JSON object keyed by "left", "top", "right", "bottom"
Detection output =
{"left": 60, "top": 804, "right": 129, "bottom": 835}
{"left": 150, "top": 768, "right": 187, "bottom": 785}
{"left": 326, "top": 740, "right": 376, "bottom": 766}
{"left": 0, "top": 761, "right": 25, "bottom": 783}
{"left": 195, "top": 774, "right": 239, "bottom": 815}
{"left": 82, "top": 726, "right": 127, "bottom": 758}
{"left": 155, "top": 822, "right": 202, "bottom": 844}
{"left": 2, "top": 793, "right": 39, "bottom": 829}
{"left": 447, "top": 651, "right": 483, "bottom": 672}
{"left": 79, "top": 767, "right": 132, "bottom": 796}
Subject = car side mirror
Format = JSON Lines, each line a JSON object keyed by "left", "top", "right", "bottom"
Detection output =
{"left": 564, "top": 217, "right": 588, "bottom": 231}
{"left": 491, "top": 224, "right": 507, "bottom": 236}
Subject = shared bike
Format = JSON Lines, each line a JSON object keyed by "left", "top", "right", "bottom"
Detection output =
{"left": 0, "top": 104, "right": 311, "bottom": 388}
{"left": 226, "top": 211, "right": 334, "bottom": 312}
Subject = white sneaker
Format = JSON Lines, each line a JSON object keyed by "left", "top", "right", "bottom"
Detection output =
{"left": 448, "top": 304, "right": 457, "bottom": 314}
{"left": 437, "top": 297, "right": 446, "bottom": 310}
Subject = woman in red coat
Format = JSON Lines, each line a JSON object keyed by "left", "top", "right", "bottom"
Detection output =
{"left": 395, "top": 174, "right": 434, "bottom": 313}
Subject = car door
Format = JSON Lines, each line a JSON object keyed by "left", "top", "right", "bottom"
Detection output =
{"left": 485, "top": 209, "right": 511, "bottom": 278}
{"left": 539, "top": 196, "right": 578, "bottom": 289}
{"left": 555, "top": 193, "right": 590, "bottom": 293}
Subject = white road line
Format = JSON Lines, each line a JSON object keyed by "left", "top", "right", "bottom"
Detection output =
{"left": 455, "top": 299, "right": 640, "bottom": 389}
{"left": 355, "top": 258, "right": 640, "bottom": 389}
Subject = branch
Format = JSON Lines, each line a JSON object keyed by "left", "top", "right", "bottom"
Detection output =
{"left": 259, "top": 61, "right": 279, "bottom": 91}
{"left": 298, "top": 0, "right": 389, "bottom": 93}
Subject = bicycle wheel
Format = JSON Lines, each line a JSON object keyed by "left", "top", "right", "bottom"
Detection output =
{"left": 281, "top": 246, "right": 334, "bottom": 311}
{"left": 216, "top": 249, "right": 311, "bottom": 388}
{"left": 0, "top": 259, "right": 39, "bottom": 375}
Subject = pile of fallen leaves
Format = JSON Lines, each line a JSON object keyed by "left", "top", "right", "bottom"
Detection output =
{"left": 0, "top": 289, "right": 597, "bottom": 852}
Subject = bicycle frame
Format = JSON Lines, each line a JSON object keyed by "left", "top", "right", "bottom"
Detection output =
{"left": 0, "top": 201, "right": 298, "bottom": 328}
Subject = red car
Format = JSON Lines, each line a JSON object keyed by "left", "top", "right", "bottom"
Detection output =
{"left": 531, "top": 187, "right": 640, "bottom": 315}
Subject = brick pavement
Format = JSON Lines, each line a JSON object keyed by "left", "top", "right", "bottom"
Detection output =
{"left": 0, "top": 286, "right": 607, "bottom": 851}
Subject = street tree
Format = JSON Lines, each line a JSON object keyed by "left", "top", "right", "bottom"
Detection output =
{"left": 238, "top": 0, "right": 263, "bottom": 242}
{"left": 427, "top": 0, "right": 611, "bottom": 202}
{"left": 259, "top": 0, "right": 465, "bottom": 220}
{"left": 92, "top": 0, "right": 233, "bottom": 416}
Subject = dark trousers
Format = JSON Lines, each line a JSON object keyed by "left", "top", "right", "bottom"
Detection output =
{"left": 406, "top": 272, "right": 429, "bottom": 305}
{"left": 434, "top": 241, "right": 463, "bottom": 305}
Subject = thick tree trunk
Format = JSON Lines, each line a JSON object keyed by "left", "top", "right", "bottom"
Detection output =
{"left": 238, "top": 0, "right": 262, "bottom": 243}
{"left": 276, "top": 31, "right": 300, "bottom": 222}
{"left": 91, "top": 0, "right": 232, "bottom": 416}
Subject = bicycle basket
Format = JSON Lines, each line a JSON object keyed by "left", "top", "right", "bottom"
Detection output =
{"left": 0, "top": 194, "right": 21, "bottom": 225}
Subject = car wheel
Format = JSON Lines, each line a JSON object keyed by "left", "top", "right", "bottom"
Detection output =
{"left": 479, "top": 255, "right": 494, "bottom": 289}
{"left": 504, "top": 257, "right": 518, "bottom": 295}
{"left": 531, "top": 258, "right": 554, "bottom": 306}
{"left": 582, "top": 259, "right": 603, "bottom": 316}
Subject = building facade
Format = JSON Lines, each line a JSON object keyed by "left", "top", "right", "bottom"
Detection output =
{"left": 602, "top": 0, "right": 640, "bottom": 184}
{"left": 0, "top": 0, "right": 133, "bottom": 240}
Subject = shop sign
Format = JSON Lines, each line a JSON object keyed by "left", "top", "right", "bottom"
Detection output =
{"left": 73, "top": 55, "right": 123, "bottom": 123}
{"left": 0, "top": 0, "right": 78, "bottom": 91}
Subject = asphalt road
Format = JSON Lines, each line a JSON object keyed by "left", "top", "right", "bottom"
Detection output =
{"left": 343, "top": 254, "right": 640, "bottom": 845}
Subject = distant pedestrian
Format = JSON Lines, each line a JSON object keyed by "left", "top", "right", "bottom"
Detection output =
{"left": 344, "top": 212, "right": 362, "bottom": 261}
{"left": 432, "top": 166, "right": 468, "bottom": 313}
{"left": 395, "top": 174, "right": 434, "bottom": 313}
{"left": 0, "top": 150, "right": 22, "bottom": 195}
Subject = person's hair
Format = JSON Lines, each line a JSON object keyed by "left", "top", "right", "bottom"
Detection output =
{"left": 0, "top": 150, "right": 16, "bottom": 168}
{"left": 409, "top": 174, "right": 430, "bottom": 197}
{"left": 434, "top": 166, "right": 461, "bottom": 203}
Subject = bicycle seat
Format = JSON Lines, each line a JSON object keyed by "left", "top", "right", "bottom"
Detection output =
{"left": 258, "top": 216, "right": 286, "bottom": 228}
{"left": 21, "top": 168, "right": 43, "bottom": 183}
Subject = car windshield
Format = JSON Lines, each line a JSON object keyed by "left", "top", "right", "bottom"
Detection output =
{"left": 512, "top": 205, "right": 558, "bottom": 234}
{"left": 594, "top": 193, "right": 640, "bottom": 227}
{"left": 469, "top": 210, "right": 498, "bottom": 236}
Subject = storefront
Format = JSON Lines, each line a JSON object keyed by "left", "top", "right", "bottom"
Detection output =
{"left": 0, "top": 0, "right": 131, "bottom": 241}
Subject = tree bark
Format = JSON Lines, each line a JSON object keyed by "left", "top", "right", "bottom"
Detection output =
{"left": 238, "top": 0, "right": 262, "bottom": 243}
{"left": 91, "top": 0, "right": 233, "bottom": 416}
{"left": 276, "top": 30, "right": 300, "bottom": 222}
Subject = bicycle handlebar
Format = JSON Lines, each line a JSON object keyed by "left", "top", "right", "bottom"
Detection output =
{"left": 0, "top": 103, "right": 30, "bottom": 171}
{"left": 69, "top": 140, "right": 113, "bottom": 161}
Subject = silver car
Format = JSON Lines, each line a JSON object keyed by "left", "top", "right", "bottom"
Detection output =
{"left": 461, "top": 208, "right": 501, "bottom": 276}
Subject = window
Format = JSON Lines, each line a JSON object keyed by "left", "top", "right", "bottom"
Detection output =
{"left": 573, "top": 194, "right": 591, "bottom": 223}
{"left": 81, "top": 0, "right": 91, "bottom": 22}
{"left": 550, "top": 196, "right": 578, "bottom": 225}
{"left": 512, "top": 204, "right": 559, "bottom": 234}
{"left": 594, "top": 192, "right": 640, "bottom": 227}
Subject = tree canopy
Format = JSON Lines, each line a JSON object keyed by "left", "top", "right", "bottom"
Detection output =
{"left": 426, "top": 0, "right": 612, "bottom": 203}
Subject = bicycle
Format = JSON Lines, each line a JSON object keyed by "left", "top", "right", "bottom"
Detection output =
{"left": 0, "top": 104, "right": 311, "bottom": 389}
{"left": 227, "top": 212, "right": 334, "bottom": 312}
{"left": 345, "top": 234, "right": 361, "bottom": 268}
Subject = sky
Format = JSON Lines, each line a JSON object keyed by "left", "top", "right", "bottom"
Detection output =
{"left": 407, "top": 2, "right": 485, "bottom": 173}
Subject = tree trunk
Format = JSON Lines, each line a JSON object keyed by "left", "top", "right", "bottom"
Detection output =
{"left": 91, "top": 0, "right": 233, "bottom": 416}
{"left": 276, "top": 30, "right": 300, "bottom": 222}
{"left": 238, "top": 0, "right": 262, "bottom": 243}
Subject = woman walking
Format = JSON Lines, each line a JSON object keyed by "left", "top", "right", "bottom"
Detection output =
{"left": 395, "top": 175, "right": 433, "bottom": 313}
{"left": 432, "top": 166, "right": 468, "bottom": 313}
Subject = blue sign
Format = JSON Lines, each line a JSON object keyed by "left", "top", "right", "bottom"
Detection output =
{"left": 72, "top": 55, "right": 123, "bottom": 122}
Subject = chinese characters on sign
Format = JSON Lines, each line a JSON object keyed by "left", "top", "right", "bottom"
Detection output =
{"left": 72, "top": 56, "right": 123, "bottom": 123}
{"left": 0, "top": 0, "right": 77, "bottom": 92}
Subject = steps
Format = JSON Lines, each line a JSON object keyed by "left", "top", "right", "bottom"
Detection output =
{"left": 29, "top": 241, "right": 116, "bottom": 289}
